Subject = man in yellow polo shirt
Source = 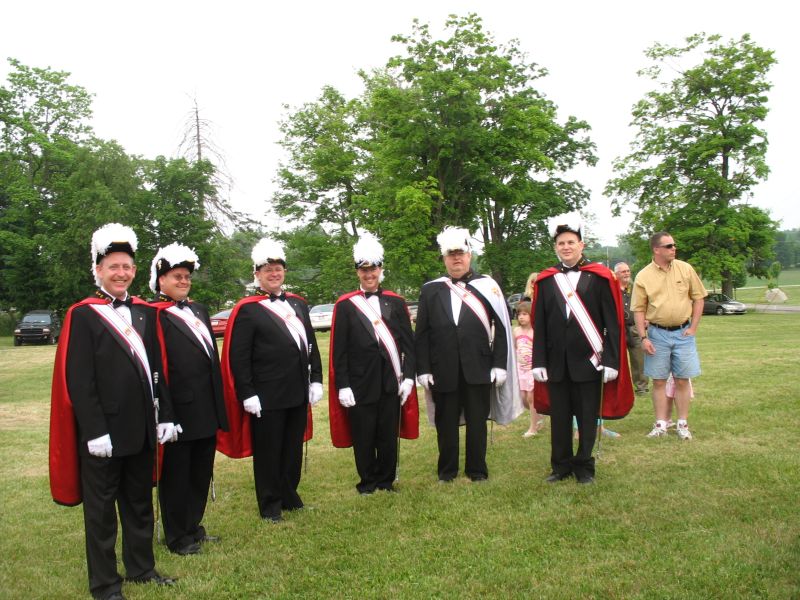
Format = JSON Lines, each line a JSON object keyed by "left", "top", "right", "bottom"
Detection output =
{"left": 631, "top": 232, "right": 707, "bottom": 440}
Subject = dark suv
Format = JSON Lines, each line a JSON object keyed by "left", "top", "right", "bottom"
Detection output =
{"left": 14, "top": 310, "right": 61, "bottom": 346}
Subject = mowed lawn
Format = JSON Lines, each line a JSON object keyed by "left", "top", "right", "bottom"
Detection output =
{"left": 1, "top": 312, "right": 798, "bottom": 599}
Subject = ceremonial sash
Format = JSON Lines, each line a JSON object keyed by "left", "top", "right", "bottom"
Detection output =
{"left": 88, "top": 303, "right": 155, "bottom": 399}
{"left": 444, "top": 279, "right": 492, "bottom": 343}
{"left": 348, "top": 294, "right": 403, "bottom": 384}
{"left": 553, "top": 272, "right": 603, "bottom": 369}
{"left": 165, "top": 305, "right": 214, "bottom": 358}
{"left": 258, "top": 299, "right": 309, "bottom": 355}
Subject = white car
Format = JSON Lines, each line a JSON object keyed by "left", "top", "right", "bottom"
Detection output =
{"left": 309, "top": 303, "right": 335, "bottom": 330}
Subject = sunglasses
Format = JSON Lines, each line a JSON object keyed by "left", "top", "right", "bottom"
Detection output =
{"left": 659, "top": 243, "right": 677, "bottom": 249}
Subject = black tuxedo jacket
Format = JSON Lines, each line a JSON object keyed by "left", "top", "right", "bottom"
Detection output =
{"left": 332, "top": 292, "right": 415, "bottom": 404}
{"left": 532, "top": 268, "right": 620, "bottom": 382}
{"left": 66, "top": 301, "right": 173, "bottom": 457}
{"left": 228, "top": 296, "right": 322, "bottom": 410}
{"left": 415, "top": 275, "right": 508, "bottom": 393}
{"left": 157, "top": 302, "right": 229, "bottom": 440}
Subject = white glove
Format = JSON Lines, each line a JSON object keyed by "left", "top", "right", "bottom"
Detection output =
{"left": 602, "top": 367, "right": 619, "bottom": 383}
{"left": 532, "top": 367, "right": 549, "bottom": 383}
{"left": 243, "top": 396, "right": 262, "bottom": 418}
{"left": 175, "top": 424, "right": 183, "bottom": 434}
{"left": 309, "top": 382, "right": 323, "bottom": 406}
{"left": 417, "top": 374, "right": 434, "bottom": 390}
{"left": 87, "top": 434, "right": 112, "bottom": 457}
{"left": 398, "top": 378, "right": 414, "bottom": 405}
{"left": 157, "top": 422, "right": 177, "bottom": 444}
{"left": 338, "top": 387, "right": 356, "bottom": 408}
{"left": 490, "top": 368, "right": 507, "bottom": 387}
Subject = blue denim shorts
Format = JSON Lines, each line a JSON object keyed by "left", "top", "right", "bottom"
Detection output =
{"left": 643, "top": 323, "right": 701, "bottom": 380}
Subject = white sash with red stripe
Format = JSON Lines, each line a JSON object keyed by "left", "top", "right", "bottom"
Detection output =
{"left": 165, "top": 305, "right": 214, "bottom": 358}
{"left": 258, "top": 299, "right": 309, "bottom": 355}
{"left": 89, "top": 303, "right": 155, "bottom": 399}
{"left": 443, "top": 279, "right": 492, "bottom": 343}
{"left": 348, "top": 294, "right": 403, "bottom": 384}
{"left": 553, "top": 272, "right": 603, "bottom": 370}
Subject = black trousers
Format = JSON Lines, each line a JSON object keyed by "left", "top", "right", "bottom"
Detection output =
{"left": 159, "top": 435, "right": 216, "bottom": 551}
{"left": 80, "top": 445, "right": 156, "bottom": 599}
{"left": 432, "top": 367, "right": 490, "bottom": 481}
{"left": 348, "top": 389, "right": 401, "bottom": 493}
{"left": 548, "top": 378, "right": 601, "bottom": 479}
{"left": 250, "top": 403, "right": 306, "bottom": 519}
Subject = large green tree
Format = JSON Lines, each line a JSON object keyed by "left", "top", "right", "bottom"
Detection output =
{"left": 606, "top": 33, "right": 778, "bottom": 295}
{"left": 272, "top": 14, "right": 597, "bottom": 293}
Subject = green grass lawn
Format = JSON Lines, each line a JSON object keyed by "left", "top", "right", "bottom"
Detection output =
{"left": 1, "top": 315, "right": 799, "bottom": 599}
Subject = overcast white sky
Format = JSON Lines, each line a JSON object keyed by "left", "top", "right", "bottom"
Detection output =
{"left": 3, "top": 0, "right": 797, "bottom": 244}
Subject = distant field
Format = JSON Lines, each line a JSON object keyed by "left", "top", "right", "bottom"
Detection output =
{"left": 704, "top": 268, "right": 800, "bottom": 305}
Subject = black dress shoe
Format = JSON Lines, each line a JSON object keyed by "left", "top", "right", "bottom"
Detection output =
{"left": 200, "top": 534, "right": 220, "bottom": 543}
{"left": 263, "top": 514, "right": 283, "bottom": 523}
{"left": 545, "top": 472, "right": 573, "bottom": 483}
{"left": 125, "top": 572, "right": 176, "bottom": 586}
{"left": 98, "top": 592, "right": 126, "bottom": 600}
{"left": 469, "top": 475, "right": 488, "bottom": 482}
{"left": 173, "top": 541, "right": 201, "bottom": 555}
{"left": 577, "top": 475, "right": 595, "bottom": 485}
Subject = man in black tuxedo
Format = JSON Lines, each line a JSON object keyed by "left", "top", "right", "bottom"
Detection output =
{"left": 149, "top": 243, "right": 229, "bottom": 555}
{"left": 50, "top": 223, "right": 177, "bottom": 600}
{"left": 415, "top": 227, "right": 510, "bottom": 482}
{"left": 225, "top": 238, "right": 323, "bottom": 522}
{"left": 329, "top": 234, "right": 417, "bottom": 494}
{"left": 532, "top": 217, "right": 621, "bottom": 485}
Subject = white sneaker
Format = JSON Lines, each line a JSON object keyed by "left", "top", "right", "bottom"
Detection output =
{"left": 666, "top": 419, "right": 675, "bottom": 429}
{"left": 676, "top": 423, "right": 693, "bottom": 440}
{"left": 646, "top": 423, "right": 668, "bottom": 438}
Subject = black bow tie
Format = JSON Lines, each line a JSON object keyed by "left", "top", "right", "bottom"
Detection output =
{"left": 176, "top": 300, "right": 191, "bottom": 309}
{"left": 269, "top": 292, "right": 286, "bottom": 302}
{"left": 560, "top": 264, "right": 580, "bottom": 273}
{"left": 112, "top": 297, "right": 132, "bottom": 308}
{"left": 364, "top": 290, "right": 382, "bottom": 298}
{"left": 451, "top": 276, "right": 471, "bottom": 285}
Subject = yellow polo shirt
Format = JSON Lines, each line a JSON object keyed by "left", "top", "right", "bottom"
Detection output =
{"left": 630, "top": 259, "right": 707, "bottom": 327}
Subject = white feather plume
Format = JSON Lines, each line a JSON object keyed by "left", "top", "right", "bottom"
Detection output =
{"left": 437, "top": 227, "right": 471, "bottom": 255}
{"left": 90, "top": 223, "right": 138, "bottom": 286}
{"left": 149, "top": 242, "right": 200, "bottom": 293}
{"left": 546, "top": 211, "right": 584, "bottom": 239}
{"left": 251, "top": 238, "right": 286, "bottom": 269}
{"left": 353, "top": 232, "right": 384, "bottom": 267}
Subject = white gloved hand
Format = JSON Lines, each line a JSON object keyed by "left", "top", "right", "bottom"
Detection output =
{"left": 490, "top": 368, "right": 507, "bottom": 387}
{"left": 416, "top": 374, "right": 434, "bottom": 390}
{"left": 243, "top": 396, "right": 262, "bottom": 418}
{"left": 602, "top": 367, "right": 619, "bottom": 383}
{"left": 309, "top": 382, "right": 323, "bottom": 406}
{"left": 87, "top": 434, "right": 112, "bottom": 457}
{"left": 157, "top": 422, "right": 177, "bottom": 444}
{"left": 175, "top": 424, "right": 183, "bottom": 434}
{"left": 532, "top": 367, "right": 549, "bottom": 383}
{"left": 398, "top": 378, "right": 414, "bottom": 405}
{"left": 338, "top": 387, "right": 356, "bottom": 408}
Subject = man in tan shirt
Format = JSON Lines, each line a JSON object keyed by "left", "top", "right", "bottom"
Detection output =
{"left": 631, "top": 232, "right": 707, "bottom": 440}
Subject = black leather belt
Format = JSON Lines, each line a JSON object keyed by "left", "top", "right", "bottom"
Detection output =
{"left": 650, "top": 320, "right": 690, "bottom": 331}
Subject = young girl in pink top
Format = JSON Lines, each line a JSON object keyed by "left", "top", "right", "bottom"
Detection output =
{"left": 514, "top": 301, "right": 539, "bottom": 437}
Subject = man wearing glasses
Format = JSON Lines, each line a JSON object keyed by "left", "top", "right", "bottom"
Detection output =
{"left": 631, "top": 232, "right": 707, "bottom": 440}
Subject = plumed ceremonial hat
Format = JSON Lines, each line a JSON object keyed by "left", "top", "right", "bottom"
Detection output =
{"left": 91, "top": 223, "right": 138, "bottom": 286}
{"left": 252, "top": 238, "right": 286, "bottom": 270}
{"left": 547, "top": 211, "right": 583, "bottom": 240}
{"left": 149, "top": 242, "right": 200, "bottom": 293}
{"left": 437, "top": 227, "right": 472, "bottom": 256}
{"left": 353, "top": 233, "right": 384, "bottom": 268}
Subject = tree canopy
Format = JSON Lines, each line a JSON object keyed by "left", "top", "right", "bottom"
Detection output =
{"left": 605, "top": 33, "right": 778, "bottom": 295}
{"left": 273, "top": 14, "right": 597, "bottom": 295}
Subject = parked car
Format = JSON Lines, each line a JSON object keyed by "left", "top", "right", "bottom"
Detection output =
{"left": 703, "top": 293, "right": 746, "bottom": 315}
{"left": 309, "top": 303, "right": 335, "bottom": 331}
{"left": 506, "top": 293, "right": 523, "bottom": 318}
{"left": 210, "top": 309, "right": 232, "bottom": 337}
{"left": 406, "top": 300, "right": 419, "bottom": 323}
{"left": 14, "top": 309, "right": 61, "bottom": 346}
